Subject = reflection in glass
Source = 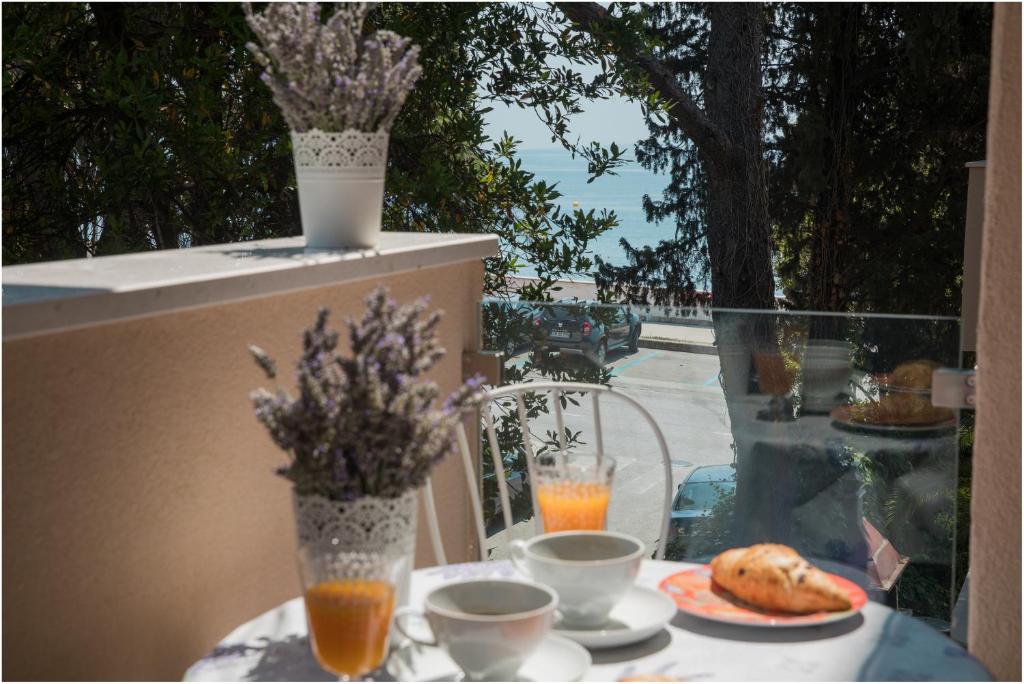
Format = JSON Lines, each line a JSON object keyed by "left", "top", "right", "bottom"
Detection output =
{"left": 480, "top": 300, "right": 962, "bottom": 624}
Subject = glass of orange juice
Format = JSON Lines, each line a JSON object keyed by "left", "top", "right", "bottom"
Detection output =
{"left": 535, "top": 451, "right": 616, "bottom": 533}
{"left": 297, "top": 549, "right": 406, "bottom": 680}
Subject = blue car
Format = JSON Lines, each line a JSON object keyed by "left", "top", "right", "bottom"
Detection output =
{"left": 532, "top": 301, "right": 642, "bottom": 366}
{"left": 669, "top": 464, "right": 736, "bottom": 539}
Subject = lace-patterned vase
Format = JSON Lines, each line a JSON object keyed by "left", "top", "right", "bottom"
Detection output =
{"left": 293, "top": 489, "right": 418, "bottom": 615}
{"left": 291, "top": 128, "right": 389, "bottom": 249}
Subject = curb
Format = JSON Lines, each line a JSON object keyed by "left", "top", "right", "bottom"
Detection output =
{"left": 639, "top": 317, "right": 714, "bottom": 328}
{"left": 638, "top": 337, "right": 718, "bottom": 356}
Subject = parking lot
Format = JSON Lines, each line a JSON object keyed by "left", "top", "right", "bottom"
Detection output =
{"left": 489, "top": 339, "right": 734, "bottom": 556}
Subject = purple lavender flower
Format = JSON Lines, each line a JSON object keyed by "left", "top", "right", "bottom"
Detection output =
{"left": 249, "top": 286, "right": 485, "bottom": 501}
{"left": 243, "top": 2, "right": 422, "bottom": 133}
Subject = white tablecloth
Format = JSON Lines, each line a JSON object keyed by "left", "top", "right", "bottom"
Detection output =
{"left": 184, "top": 560, "right": 990, "bottom": 681}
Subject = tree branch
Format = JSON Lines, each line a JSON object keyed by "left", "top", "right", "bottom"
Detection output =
{"left": 556, "top": 2, "right": 733, "bottom": 158}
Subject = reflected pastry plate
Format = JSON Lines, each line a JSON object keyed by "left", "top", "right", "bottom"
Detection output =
{"left": 830, "top": 405, "right": 956, "bottom": 436}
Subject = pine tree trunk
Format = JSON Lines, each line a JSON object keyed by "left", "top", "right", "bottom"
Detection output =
{"left": 702, "top": 4, "right": 791, "bottom": 547}
{"left": 703, "top": 5, "right": 775, "bottom": 312}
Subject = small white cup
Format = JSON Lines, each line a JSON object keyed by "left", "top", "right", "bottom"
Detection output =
{"left": 511, "top": 530, "right": 644, "bottom": 629}
{"left": 394, "top": 579, "right": 557, "bottom": 681}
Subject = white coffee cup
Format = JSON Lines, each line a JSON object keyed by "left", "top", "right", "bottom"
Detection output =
{"left": 394, "top": 579, "right": 557, "bottom": 681}
{"left": 510, "top": 530, "right": 644, "bottom": 628}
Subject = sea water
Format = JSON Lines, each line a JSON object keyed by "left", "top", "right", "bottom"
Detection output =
{"left": 511, "top": 149, "right": 787, "bottom": 301}
{"left": 515, "top": 148, "right": 671, "bottom": 278}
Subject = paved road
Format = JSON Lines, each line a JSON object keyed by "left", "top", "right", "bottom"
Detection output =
{"left": 487, "top": 345, "right": 733, "bottom": 557}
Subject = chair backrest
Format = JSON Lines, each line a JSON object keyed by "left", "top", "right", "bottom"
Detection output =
{"left": 422, "top": 381, "right": 674, "bottom": 564}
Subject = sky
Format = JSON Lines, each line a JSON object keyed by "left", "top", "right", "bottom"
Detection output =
{"left": 483, "top": 96, "right": 652, "bottom": 152}
{"left": 480, "top": 61, "right": 652, "bottom": 153}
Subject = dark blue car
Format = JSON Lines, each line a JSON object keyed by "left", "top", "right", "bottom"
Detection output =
{"left": 531, "top": 301, "right": 642, "bottom": 366}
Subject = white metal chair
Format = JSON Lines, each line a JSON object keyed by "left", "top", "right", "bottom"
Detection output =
{"left": 421, "top": 381, "right": 675, "bottom": 564}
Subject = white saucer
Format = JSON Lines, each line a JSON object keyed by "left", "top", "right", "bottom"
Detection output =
{"left": 387, "top": 633, "right": 590, "bottom": 682}
{"left": 554, "top": 585, "right": 678, "bottom": 649}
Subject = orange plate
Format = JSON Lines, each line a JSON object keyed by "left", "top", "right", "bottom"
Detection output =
{"left": 659, "top": 565, "right": 868, "bottom": 627}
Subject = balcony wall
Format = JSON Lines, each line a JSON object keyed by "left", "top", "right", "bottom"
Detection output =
{"left": 970, "top": 3, "right": 1022, "bottom": 679}
{"left": 2, "top": 233, "right": 497, "bottom": 680}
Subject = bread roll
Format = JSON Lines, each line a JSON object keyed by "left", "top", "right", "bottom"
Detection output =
{"left": 710, "top": 544, "right": 851, "bottom": 613}
{"left": 889, "top": 360, "right": 939, "bottom": 390}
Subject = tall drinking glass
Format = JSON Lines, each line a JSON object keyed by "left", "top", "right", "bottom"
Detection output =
{"left": 298, "top": 548, "right": 406, "bottom": 680}
{"left": 535, "top": 451, "right": 616, "bottom": 533}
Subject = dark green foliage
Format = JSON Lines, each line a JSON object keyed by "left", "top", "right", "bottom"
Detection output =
{"left": 2, "top": 2, "right": 621, "bottom": 294}
{"left": 3, "top": 3, "right": 299, "bottom": 262}
{"left": 593, "top": 3, "right": 990, "bottom": 318}
{"left": 770, "top": 3, "right": 992, "bottom": 316}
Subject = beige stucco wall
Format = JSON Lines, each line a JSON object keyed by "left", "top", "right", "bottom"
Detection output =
{"left": 968, "top": 3, "right": 1022, "bottom": 680}
{"left": 2, "top": 259, "right": 484, "bottom": 680}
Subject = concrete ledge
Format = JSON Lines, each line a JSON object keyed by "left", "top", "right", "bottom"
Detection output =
{"left": 638, "top": 337, "right": 718, "bottom": 355}
{"left": 2, "top": 232, "right": 498, "bottom": 340}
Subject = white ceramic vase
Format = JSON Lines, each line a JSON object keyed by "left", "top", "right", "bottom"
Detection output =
{"left": 291, "top": 128, "right": 389, "bottom": 249}
{"left": 801, "top": 339, "right": 853, "bottom": 413}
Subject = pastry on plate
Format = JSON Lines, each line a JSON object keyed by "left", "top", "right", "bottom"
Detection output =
{"left": 880, "top": 359, "right": 940, "bottom": 391}
{"left": 846, "top": 393, "right": 954, "bottom": 426}
{"left": 710, "top": 544, "right": 852, "bottom": 613}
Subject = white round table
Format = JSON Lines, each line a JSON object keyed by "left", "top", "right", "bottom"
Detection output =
{"left": 185, "top": 560, "right": 990, "bottom": 682}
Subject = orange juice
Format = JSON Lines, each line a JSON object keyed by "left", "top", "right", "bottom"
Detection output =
{"left": 304, "top": 579, "right": 395, "bottom": 677}
{"left": 537, "top": 481, "right": 611, "bottom": 532}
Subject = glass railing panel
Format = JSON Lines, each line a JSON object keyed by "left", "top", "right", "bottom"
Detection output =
{"left": 479, "top": 299, "right": 963, "bottom": 626}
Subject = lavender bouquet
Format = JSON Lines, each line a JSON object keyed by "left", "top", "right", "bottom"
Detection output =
{"left": 243, "top": 2, "right": 422, "bottom": 133}
{"left": 249, "top": 287, "right": 484, "bottom": 501}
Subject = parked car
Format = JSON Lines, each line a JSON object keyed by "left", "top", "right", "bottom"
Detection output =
{"left": 483, "top": 300, "right": 542, "bottom": 359}
{"left": 669, "top": 464, "right": 736, "bottom": 539}
{"left": 531, "top": 301, "right": 642, "bottom": 366}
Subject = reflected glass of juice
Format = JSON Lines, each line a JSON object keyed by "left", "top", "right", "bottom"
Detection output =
{"left": 298, "top": 550, "right": 405, "bottom": 680}
{"left": 535, "top": 451, "right": 616, "bottom": 533}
